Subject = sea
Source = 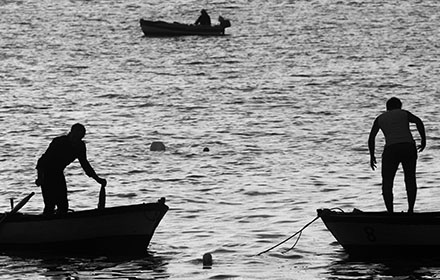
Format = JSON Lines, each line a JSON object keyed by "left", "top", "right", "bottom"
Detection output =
{"left": 1, "top": 0, "right": 440, "bottom": 279}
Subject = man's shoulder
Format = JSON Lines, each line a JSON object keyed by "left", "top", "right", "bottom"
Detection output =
{"left": 54, "top": 134, "right": 68, "bottom": 140}
{"left": 378, "top": 109, "right": 408, "bottom": 117}
{"left": 52, "top": 135, "right": 85, "bottom": 149}
{"left": 51, "top": 135, "right": 69, "bottom": 144}
{"left": 72, "top": 139, "right": 87, "bottom": 153}
{"left": 376, "top": 111, "right": 387, "bottom": 121}
{"left": 377, "top": 109, "right": 414, "bottom": 125}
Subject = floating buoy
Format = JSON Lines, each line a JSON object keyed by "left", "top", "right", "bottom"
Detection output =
{"left": 202, "top": 253, "right": 213, "bottom": 268}
{"left": 150, "top": 141, "right": 166, "bottom": 151}
{"left": 203, "top": 147, "right": 210, "bottom": 152}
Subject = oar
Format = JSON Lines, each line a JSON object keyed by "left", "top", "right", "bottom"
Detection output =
{"left": 0, "top": 192, "right": 35, "bottom": 224}
{"left": 98, "top": 185, "right": 106, "bottom": 209}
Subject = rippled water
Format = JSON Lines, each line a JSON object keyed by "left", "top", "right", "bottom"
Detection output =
{"left": 1, "top": 0, "right": 440, "bottom": 279}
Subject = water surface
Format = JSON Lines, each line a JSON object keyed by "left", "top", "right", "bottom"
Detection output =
{"left": 1, "top": 0, "right": 439, "bottom": 279}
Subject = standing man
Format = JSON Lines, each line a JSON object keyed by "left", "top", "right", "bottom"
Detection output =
{"left": 35, "top": 123, "right": 107, "bottom": 215}
{"left": 368, "top": 97, "right": 426, "bottom": 213}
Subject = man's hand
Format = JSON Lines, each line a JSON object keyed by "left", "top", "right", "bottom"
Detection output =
{"left": 370, "top": 155, "right": 377, "bottom": 171}
{"left": 98, "top": 178, "right": 107, "bottom": 187}
{"left": 418, "top": 139, "right": 426, "bottom": 152}
{"left": 35, "top": 171, "right": 44, "bottom": 186}
{"left": 35, "top": 178, "right": 42, "bottom": 186}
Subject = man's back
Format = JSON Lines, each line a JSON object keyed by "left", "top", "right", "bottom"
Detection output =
{"left": 38, "top": 135, "right": 84, "bottom": 171}
{"left": 377, "top": 109, "right": 414, "bottom": 146}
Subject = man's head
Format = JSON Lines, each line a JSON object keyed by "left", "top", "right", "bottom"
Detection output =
{"left": 386, "top": 97, "right": 402, "bottom": 111}
{"left": 69, "top": 123, "right": 86, "bottom": 141}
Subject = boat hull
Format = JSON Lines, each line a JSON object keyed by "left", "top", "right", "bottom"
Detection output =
{"left": 140, "top": 19, "right": 230, "bottom": 36}
{"left": 0, "top": 201, "right": 168, "bottom": 255}
{"left": 317, "top": 209, "right": 440, "bottom": 257}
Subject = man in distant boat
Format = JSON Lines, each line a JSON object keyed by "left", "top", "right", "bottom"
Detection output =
{"left": 35, "top": 123, "right": 107, "bottom": 215}
{"left": 195, "top": 9, "right": 211, "bottom": 26}
{"left": 368, "top": 97, "right": 426, "bottom": 213}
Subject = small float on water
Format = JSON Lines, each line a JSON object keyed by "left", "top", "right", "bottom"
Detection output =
{"left": 139, "top": 16, "right": 231, "bottom": 36}
{"left": 318, "top": 208, "right": 440, "bottom": 257}
{"left": 0, "top": 193, "right": 168, "bottom": 255}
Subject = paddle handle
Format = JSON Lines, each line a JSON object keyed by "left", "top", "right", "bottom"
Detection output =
{"left": 11, "top": 192, "right": 35, "bottom": 215}
{"left": 98, "top": 185, "right": 106, "bottom": 209}
{"left": 0, "top": 192, "right": 35, "bottom": 224}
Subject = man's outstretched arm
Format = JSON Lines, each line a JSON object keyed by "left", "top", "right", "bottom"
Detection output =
{"left": 368, "top": 118, "right": 380, "bottom": 170}
{"left": 77, "top": 143, "right": 107, "bottom": 187}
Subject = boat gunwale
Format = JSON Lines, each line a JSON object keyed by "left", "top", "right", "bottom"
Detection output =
{"left": 2, "top": 202, "right": 169, "bottom": 223}
{"left": 141, "top": 20, "right": 225, "bottom": 30}
{"left": 317, "top": 208, "right": 440, "bottom": 224}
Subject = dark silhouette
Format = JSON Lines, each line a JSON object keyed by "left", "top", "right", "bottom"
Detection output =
{"left": 36, "top": 123, "right": 107, "bottom": 215}
{"left": 195, "top": 9, "right": 211, "bottom": 26}
{"left": 368, "top": 97, "right": 426, "bottom": 213}
{"left": 218, "top": 16, "right": 231, "bottom": 28}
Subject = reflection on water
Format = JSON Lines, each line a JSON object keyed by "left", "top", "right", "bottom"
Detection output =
{"left": 0, "top": 251, "right": 169, "bottom": 279}
{"left": 325, "top": 253, "right": 440, "bottom": 280}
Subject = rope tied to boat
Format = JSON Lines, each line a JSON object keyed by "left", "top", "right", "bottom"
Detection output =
{"left": 256, "top": 215, "right": 320, "bottom": 256}
{"left": 257, "top": 208, "right": 345, "bottom": 256}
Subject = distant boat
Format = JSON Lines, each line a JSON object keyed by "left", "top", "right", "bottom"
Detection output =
{"left": 140, "top": 16, "right": 231, "bottom": 36}
{"left": 0, "top": 198, "right": 168, "bottom": 255}
{"left": 318, "top": 208, "right": 440, "bottom": 257}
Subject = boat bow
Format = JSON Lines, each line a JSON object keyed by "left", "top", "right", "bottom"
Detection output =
{"left": 318, "top": 208, "right": 440, "bottom": 256}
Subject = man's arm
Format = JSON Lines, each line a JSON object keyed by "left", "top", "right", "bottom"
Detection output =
{"left": 408, "top": 112, "right": 426, "bottom": 152}
{"left": 368, "top": 118, "right": 380, "bottom": 170}
{"left": 77, "top": 143, "right": 107, "bottom": 186}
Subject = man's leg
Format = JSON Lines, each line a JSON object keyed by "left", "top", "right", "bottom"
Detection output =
{"left": 41, "top": 173, "right": 56, "bottom": 215}
{"left": 382, "top": 146, "right": 400, "bottom": 213}
{"left": 42, "top": 186, "right": 56, "bottom": 215}
{"left": 402, "top": 144, "right": 418, "bottom": 213}
{"left": 55, "top": 174, "right": 69, "bottom": 214}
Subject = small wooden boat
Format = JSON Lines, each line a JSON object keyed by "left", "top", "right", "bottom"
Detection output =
{"left": 139, "top": 17, "right": 231, "bottom": 36}
{"left": 0, "top": 198, "right": 168, "bottom": 255}
{"left": 318, "top": 208, "right": 440, "bottom": 257}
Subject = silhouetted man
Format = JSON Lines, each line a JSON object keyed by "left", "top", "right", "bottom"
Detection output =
{"left": 368, "top": 97, "right": 426, "bottom": 213}
{"left": 195, "top": 9, "right": 211, "bottom": 26}
{"left": 36, "top": 123, "right": 107, "bottom": 214}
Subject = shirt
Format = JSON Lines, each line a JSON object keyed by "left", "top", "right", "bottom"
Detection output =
{"left": 377, "top": 109, "right": 414, "bottom": 146}
{"left": 37, "top": 135, "right": 97, "bottom": 177}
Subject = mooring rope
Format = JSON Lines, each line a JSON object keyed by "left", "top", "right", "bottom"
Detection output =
{"left": 256, "top": 215, "right": 320, "bottom": 256}
{"left": 283, "top": 230, "right": 302, "bottom": 254}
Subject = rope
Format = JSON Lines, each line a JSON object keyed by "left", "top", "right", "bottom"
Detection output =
{"left": 283, "top": 230, "right": 302, "bottom": 254}
{"left": 256, "top": 215, "right": 320, "bottom": 256}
